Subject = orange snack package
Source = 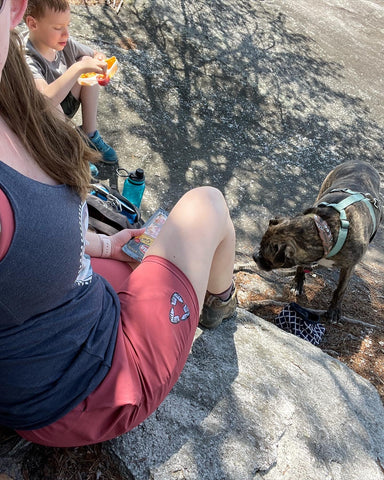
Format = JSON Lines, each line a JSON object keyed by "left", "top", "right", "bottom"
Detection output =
{"left": 78, "top": 56, "right": 118, "bottom": 86}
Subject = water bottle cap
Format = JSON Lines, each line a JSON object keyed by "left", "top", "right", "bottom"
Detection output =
{"left": 135, "top": 168, "right": 144, "bottom": 180}
{"left": 129, "top": 168, "right": 145, "bottom": 182}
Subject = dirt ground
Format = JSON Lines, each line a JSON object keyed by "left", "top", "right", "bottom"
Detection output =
{"left": 69, "top": 0, "right": 114, "bottom": 5}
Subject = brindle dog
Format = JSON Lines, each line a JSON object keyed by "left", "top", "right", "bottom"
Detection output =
{"left": 253, "top": 160, "right": 383, "bottom": 321}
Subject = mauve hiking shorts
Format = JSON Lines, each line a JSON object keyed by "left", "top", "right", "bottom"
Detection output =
{"left": 17, "top": 255, "right": 199, "bottom": 447}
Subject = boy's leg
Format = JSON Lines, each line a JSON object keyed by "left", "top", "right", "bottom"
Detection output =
{"left": 77, "top": 84, "right": 118, "bottom": 163}
{"left": 78, "top": 83, "right": 97, "bottom": 135}
{"left": 145, "top": 186, "right": 236, "bottom": 310}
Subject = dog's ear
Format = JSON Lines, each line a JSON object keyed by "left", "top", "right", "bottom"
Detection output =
{"left": 303, "top": 207, "right": 315, "bottom": 215}
{"left": 269, "top": 217, "right": 285, "bottom": 226}
{"left": 285, "top": 244, "right": 295, "bottom": 260}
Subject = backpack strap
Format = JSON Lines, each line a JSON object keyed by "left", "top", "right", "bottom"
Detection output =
{"left": 87, "top": 216, "right": 121, "bottom": 236}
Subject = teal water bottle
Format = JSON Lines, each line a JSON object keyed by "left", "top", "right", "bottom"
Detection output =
{"left": 122, "top": 168, "right": 145, "bottom": 209}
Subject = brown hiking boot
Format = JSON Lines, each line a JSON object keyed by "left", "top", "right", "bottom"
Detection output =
{"left": 199, "top": 287, "right": 237, "bottom": 329}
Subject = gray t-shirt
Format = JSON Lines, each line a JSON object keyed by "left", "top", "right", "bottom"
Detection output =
{"left": 22, "top": 32, "right": 94, "bottom": 84}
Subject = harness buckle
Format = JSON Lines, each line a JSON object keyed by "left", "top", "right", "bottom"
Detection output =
{"left": 340, "top": 219, "right": 349, "bottom": 230}
{"left": 361, "top": 192, "right": 380, "bottom": 210}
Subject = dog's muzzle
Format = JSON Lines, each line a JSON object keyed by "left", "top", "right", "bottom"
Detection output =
{"left": 253, "top": 252, "right": 272, "bottom": 271}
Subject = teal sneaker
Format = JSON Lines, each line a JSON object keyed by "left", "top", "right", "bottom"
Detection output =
{"left": 89, "top": 162, "right": 99, "bottom": 177}
{"left": 88, "top": 130, "right": 118, "bottom": 164}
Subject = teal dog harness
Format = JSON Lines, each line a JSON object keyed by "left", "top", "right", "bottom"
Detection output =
{"left": 318, "top": 188, "right": 379, "bottom": 258}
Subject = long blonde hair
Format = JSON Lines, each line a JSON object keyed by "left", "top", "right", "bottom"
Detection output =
{"left": 0, "top": 31, "right": 99, "bottom": 201}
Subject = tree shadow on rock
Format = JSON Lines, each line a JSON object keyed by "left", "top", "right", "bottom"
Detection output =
{"left": 71, "top": 0, "right": 383, "bottom": 251}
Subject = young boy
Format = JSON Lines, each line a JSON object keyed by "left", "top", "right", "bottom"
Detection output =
{"left": 22, "top": 0, "right": 118, "bottom": 174}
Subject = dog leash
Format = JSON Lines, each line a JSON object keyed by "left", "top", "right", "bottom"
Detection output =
{"left": 317, "top": 188, "right": 379, "bottom": 258}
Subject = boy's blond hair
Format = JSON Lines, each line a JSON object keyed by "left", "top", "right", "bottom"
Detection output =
{"left": 24, "top": 0, "right": 70, "bottom": 21}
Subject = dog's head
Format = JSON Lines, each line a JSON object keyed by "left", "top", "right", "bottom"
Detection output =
{"left": 253, "top": 217, "right": 298, "bottom": 270}
{"left": 253, "top": 215, "right": 322, "bottom": 270}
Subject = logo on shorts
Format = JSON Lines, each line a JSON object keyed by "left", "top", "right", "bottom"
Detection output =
{"left": 169, "top": 292, "right": 190, "bottom": 324}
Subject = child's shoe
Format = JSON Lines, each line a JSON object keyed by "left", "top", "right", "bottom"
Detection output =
{"left": 88, "top": 130, "right": 118, "bottom": 164}
{"left": 89, "top": 162, "right": 99, "bottom": 177}
{"left": 199, "top": 286, "right": 237, "bottom": 329}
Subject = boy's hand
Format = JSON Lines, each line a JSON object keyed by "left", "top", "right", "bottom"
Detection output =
{"left": 94, "top": 51, "right": 107, "bottom": 61}
{"left": 78, "top": 56, "right": 107, "bottom": 75}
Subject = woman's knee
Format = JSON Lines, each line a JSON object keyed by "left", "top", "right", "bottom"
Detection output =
{"left": 190, "top": 185, "right": 224, "bottom": 200}
{"left": 181, "top": 187, "right": 231, "bottom": 237}
{"left": 182, "top": 186, "right": 229, "bottom": 218}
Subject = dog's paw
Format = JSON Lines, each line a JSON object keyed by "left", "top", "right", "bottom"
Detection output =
{"left": 290, "top": 286, "right": 304, "bottom": 296}
{"left": 292, "top": 268, "right": 306, "bottom": 296}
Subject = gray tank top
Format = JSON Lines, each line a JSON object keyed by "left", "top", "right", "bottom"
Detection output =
{"left": 0, "top": 161, "right": 120, "bottom": 430}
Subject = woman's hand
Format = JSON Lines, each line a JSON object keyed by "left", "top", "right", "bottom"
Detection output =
{"left": 85, "top": 229, "right": 145, "bottom": 261}
{"left": 108, "top": 228, "right": 146, "bottom": 262}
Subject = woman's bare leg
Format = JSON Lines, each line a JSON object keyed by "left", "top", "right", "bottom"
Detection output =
{"left": 144, "top": 186, "right": 235, "bottom": 310}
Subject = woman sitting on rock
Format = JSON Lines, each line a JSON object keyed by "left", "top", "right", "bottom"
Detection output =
{"left": 0, "top": 0, "right": 237, "bottom": 447}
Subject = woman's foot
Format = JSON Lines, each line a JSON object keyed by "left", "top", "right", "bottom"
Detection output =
{"left": 199, "top": 285, "right": 237, "bottom": 329}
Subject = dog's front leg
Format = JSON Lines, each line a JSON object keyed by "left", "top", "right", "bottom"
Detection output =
{"left": 326, "top": 265, "right": 356, "bottom": 322}
{"left": 292, "top": 266, "right": 306, "bottom": 295}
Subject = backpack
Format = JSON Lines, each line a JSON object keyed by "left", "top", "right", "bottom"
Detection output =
{"left": 86, "top": 183, "right": 144, "bottom": 236}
